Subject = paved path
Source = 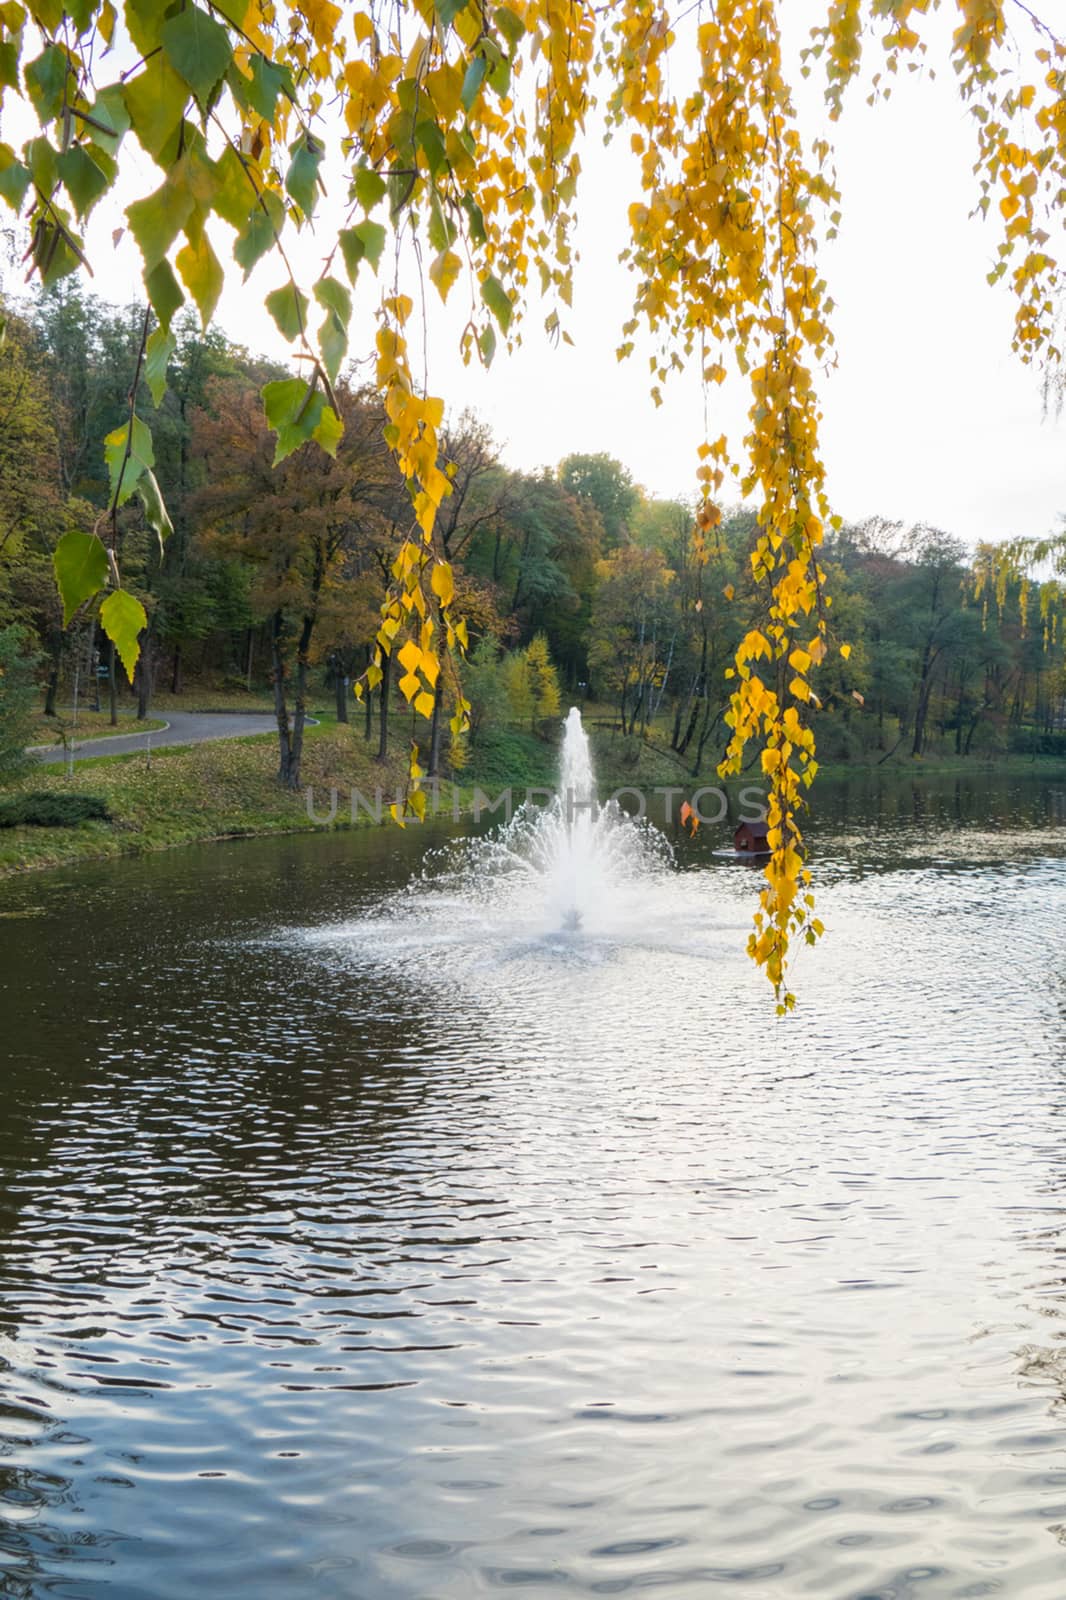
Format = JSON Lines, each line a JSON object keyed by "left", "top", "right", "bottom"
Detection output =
{"left": 33, "top": 711, "right": 280, "bottom": 764}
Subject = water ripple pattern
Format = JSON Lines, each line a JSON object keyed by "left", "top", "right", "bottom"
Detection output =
{"left": 1, "top": 739, "right": 1065, "bottom": 1598}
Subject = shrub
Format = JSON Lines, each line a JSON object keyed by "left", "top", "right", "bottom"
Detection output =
{"left": 0, "top": 792, "right": 112, "bottom": 828}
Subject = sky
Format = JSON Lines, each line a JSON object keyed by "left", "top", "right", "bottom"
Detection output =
{"left": 2, "top": 5, "right": 1063, "bottom": 549}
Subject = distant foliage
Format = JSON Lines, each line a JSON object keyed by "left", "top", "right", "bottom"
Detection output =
{"left": 0, "top": 626, "right": 40, "bottom": 782}
{"left": 505, "top": 636, "right": 561, "bottom": 731}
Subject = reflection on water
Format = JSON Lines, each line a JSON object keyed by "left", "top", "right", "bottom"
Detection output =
{"left": 0, "top": 768, "right": 1065, "bottom": 1598}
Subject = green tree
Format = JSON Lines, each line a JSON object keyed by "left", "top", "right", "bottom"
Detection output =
{"left": 558, "top": 454, "right": 638, "bottom": 549}
{"left": 0, "top": 625, "right": 40, "bottom": 782}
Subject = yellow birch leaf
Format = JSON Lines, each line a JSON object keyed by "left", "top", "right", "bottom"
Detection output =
{"left": 431, "top": 561, "right": 454, "bottom": 607}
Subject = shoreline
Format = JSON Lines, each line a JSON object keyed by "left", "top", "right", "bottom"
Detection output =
{"left": 2, "top": 723, "right": 1065, "bottom": 882}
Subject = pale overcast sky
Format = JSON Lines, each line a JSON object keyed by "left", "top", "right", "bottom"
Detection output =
{"left": 3, "top": 6, "right": 1063, "bottom": 547}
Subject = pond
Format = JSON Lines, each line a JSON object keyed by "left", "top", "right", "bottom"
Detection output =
{"left": 1, "top": 761, "right": 1066, "bottom": 1598}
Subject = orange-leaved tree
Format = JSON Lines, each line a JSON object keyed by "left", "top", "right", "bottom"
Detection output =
{"left": 2, "top": 0, "right": 1064, "bottom": 1004}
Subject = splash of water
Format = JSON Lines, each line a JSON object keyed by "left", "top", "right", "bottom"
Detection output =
{"left": 417, "top": 706, "right": 674, "bottom": 940}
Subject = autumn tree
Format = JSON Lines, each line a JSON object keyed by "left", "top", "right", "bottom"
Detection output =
{"left": 589, "top": 545, "right": 675, "bottom": 736}
{"left": 193, "top": 379, "right": 394, "bottom": 786}
{"left": 0, "top": 626, "right": 39, "bottom": 780}
{"left": 505, "top": 634, "right": 562, "bottom": 730}
{"left": 558, "top": 454, "right": 638, "bottom": 549}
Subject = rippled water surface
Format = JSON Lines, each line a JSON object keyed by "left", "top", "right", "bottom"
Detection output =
{"left": 2, "top": 769, "right": 1066, "bottom": 1598}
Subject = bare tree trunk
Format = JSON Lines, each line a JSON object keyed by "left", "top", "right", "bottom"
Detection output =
{"left": 278, "top": 615, "right": 315, "bottom": 790}
{"left": 108, "top": 640, "right": 118, "bottom": 725}
{"left": 44, "top": 651, "right": 59, "bottom": 717}
{"left": 334, "top": 659, "right": 349, "bottom": 724}
{"left": 136, "top": 640, "right": 154, "bottom": 720}
{"left": 171, "top": 644, "right": 183, "bottom": 696}
{"left": 89, "top": 625, "right": 101, "bottom": 712}
{"left": 271, "top": 611, "right": 294, "bottom": 785}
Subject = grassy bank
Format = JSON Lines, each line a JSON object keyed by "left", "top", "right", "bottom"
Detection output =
{"left": 0, "top": 723, "right": 417, "bottom": 876}
{"left": 30, "top": 709, "right": 168, "bottom": 745}
{"left": 3, "top": 705, "right": 1065, "bottom": 881}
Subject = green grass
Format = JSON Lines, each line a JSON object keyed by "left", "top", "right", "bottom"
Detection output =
{"left": 0, "top": 722, "right": 417, "bottom": 876}
{"left": 30, "top": 709, "right": 167, "bottom": 745}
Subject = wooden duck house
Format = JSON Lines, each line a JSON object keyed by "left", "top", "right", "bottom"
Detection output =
{"left": 734, "top": 819, "right": 771, "bottom": 855}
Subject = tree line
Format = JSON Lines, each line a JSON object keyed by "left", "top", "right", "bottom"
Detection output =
{"left": 1, "top": 283, "right": 1064, "bottom": 788}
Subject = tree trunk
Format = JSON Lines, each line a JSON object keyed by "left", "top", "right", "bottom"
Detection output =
{"left": 44, "top": 652, "right": 59, "bottom": 716}
{"left": 271, "top": 611, "right": 295, "bottom": 785}
{"left": 108, "top": 640, "right": 118, "bottom": 725}
{"left": 691, "top": 703, "right": 723, "bottom": 776}
{"left": 364, "top": 648, "right": 374, "bottom": 741}
{"left": 90, "top": 626, "right": 101, "bottom": 712}
{"left": 136, "top": 642, "right": 154, "bottom": 720}
{"left": 377, "top": 647, "right": 391, "bottom": 761}
{"left": 171, "top": 643, "right": 183, "bottom": 696}
{"left": 335, "top": 662, "right": 349, "bottom": 724}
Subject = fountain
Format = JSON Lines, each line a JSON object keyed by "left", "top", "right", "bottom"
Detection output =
{"left": 417, "top": 705, "right": 674, "bottom": 941}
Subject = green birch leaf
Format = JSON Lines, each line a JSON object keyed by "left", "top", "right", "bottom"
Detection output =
{"left": 144, "top": 258, "right": 185, "bottom": 331}
{"left": 313, "top": 274, "right": 351, "bottom": 324}
{"left": 461, "top": 192, "right": 486, "bottom": 243}
{"left": 85, "top": 83, "right": 130, "bottom": 158}
{"left": 265, "top": 282, "right": 308, "bottom": 342}
{"left": 312, "top": 402, "right": 343, "bottom": 456}
{"left": 461, "top": 55, "right": 487, "bottom": 111}
{"left": 353, "top": 218, "right": 385, "bottom": 270}
{"left": 353, "top": 166, "right": 386, "bottom": 209}
{"left": 104, "top": 415, "right": 154, "bottom": 507}
{"left": 285, "top": 134, "right": 322, "bottom": 219}
{"left": 126, "top": 177, "right": 194, "bottom": 273}
{"left": 481, "top": 273, "right": 513, "bottom": 332}
{"left": 234, "top": 189, "right": 283, "bottom": 275}
{"left": 144, "top": 326, "right": 176, "bottom": 408}
{"left": 124, "top": 55, "right": 188, "bottom": 160}
{"left": 160, "top": 3, "right": 232, "bottom": 110}
{"left": 176, "top": 227, "right": 223, "bottom": 326}
{"left": 0, "top": 41, "right": 20, "bottom": 94}
{"left": 136, "top": 468, "right": 174, "bottom": 553}
{"left": 495, "top": 6, "right": 525, "bottom": 47}
{"left": 24, "top": 43, "right": 67, "bottom": 123}
{"left": 416, "top": 119, "right": 446, "bottom": 177}
{"left": 55, "top": 143, "right": 114, "bottom": 218}
{"left": 245, "top": 53, "right": 293, "bottom": 120}
{"left": 125, "top": 0, "right": 166, "bottom": 55}
{"left": 262, "top": 378, "right": 338, "bottom": 463}
{"left": 211, "top": 142, "right": 254, "bottom": 230}
{"left": 25, "top": 135, "right": 56, "bottom": 193}
{"left": 100, "top": 588, "right": 147, "bottom": 683}
{"left": 436, "top": 0, "right": 469, "bottom": 27}
{"left": 318, "top": 309, "right": 346, "bottom": 383}
{"left": 0, "top": 153, "right": 29, "bottom": 211}
{"left": 53, "top": 530, "right": 108, "bottom": 627}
